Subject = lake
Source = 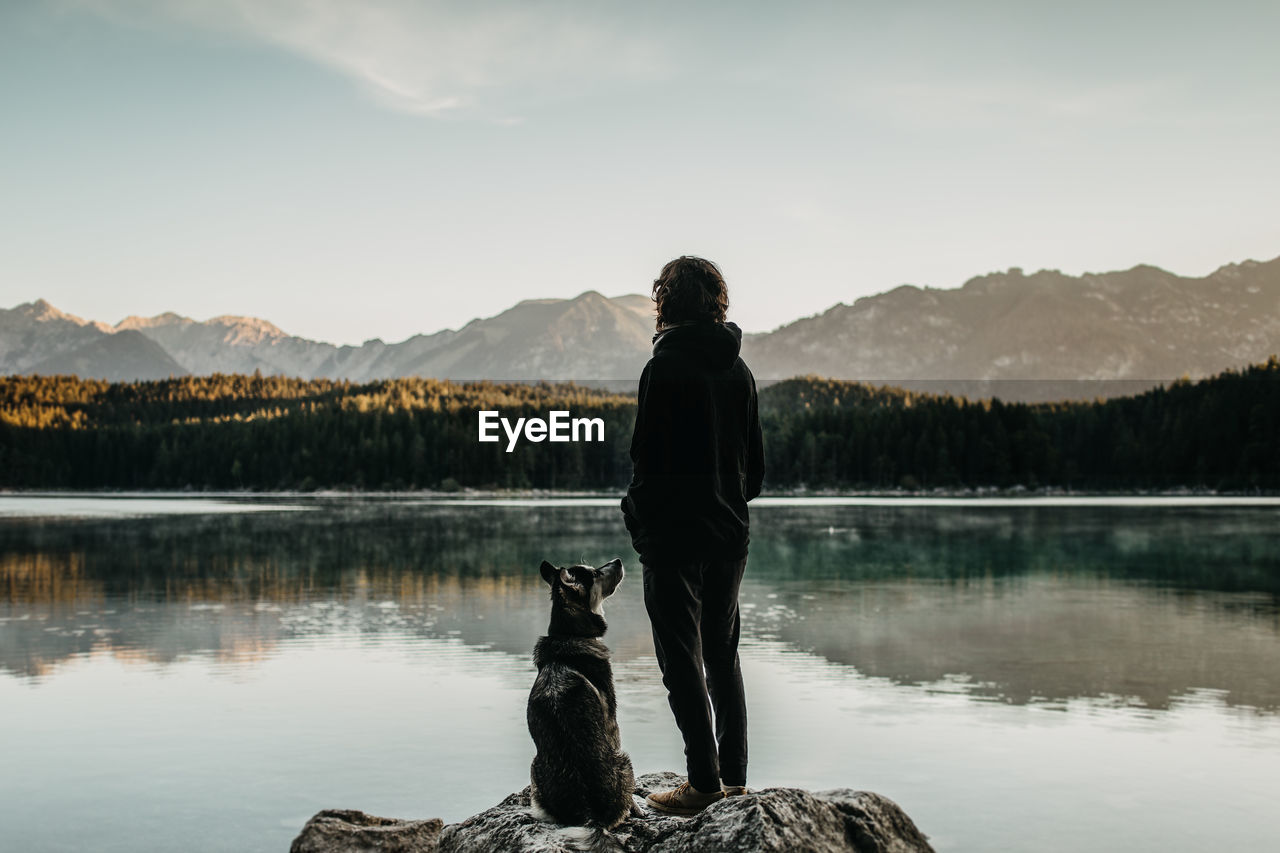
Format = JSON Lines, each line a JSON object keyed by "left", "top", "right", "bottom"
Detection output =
{"left": 2, "top": 495, "right": 1279, "bottom": 852}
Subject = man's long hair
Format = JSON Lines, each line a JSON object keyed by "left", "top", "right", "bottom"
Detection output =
{"left": 651, "top": 256, "right": 729, "bottom": 330}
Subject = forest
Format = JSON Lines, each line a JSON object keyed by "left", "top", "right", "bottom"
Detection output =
{"left": 1, "top": 357, "right": 1276, "bottom": 491}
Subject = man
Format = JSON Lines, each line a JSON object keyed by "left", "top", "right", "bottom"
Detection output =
{"left": 621, "top": 255, "right": 765, "bottom": 814}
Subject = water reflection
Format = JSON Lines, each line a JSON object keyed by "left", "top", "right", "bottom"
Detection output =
{"left": 3, "top": 501, "right": 1278, "bottom": 716}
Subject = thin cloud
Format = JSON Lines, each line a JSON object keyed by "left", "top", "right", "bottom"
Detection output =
{"left": 71, "top": 0, "right": 670, "bottom": 118}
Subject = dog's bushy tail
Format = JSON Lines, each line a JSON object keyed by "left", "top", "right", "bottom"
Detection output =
{"left": 560, "top": 824, "right": 622, "bottom": 853}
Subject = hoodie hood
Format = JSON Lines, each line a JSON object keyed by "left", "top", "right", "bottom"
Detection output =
{"left": 652, "top": 321, "right": 743, "bottom": 370}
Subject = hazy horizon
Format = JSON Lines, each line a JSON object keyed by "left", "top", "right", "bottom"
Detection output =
{"left": 9, "top": 249, "right": 1279, "bottom": 346}
{"left": 4, "top": 1, "right": 1278, "bottom": 345}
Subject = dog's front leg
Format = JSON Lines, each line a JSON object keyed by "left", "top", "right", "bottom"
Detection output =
{"left": 630, "top": 794, "right": 647, "bottom": 818}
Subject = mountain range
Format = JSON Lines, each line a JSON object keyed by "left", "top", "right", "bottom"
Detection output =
{"left": 4, "top": 255, "right": 1277, "bottom": 400}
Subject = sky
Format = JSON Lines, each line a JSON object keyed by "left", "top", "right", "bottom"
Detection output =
{"left": 2, "top": 0, "right": 1278, "bottom": 345}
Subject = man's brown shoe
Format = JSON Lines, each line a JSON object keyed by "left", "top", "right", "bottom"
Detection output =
{"left": 645, "top": 781, "right": 724, "bottom": 815}
{"left": 721, "top": 784, "right": 750, "bottom": 797}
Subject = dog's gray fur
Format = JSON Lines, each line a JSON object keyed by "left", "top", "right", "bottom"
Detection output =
{"left": 527, "top": 558, "right": 637, "bottom": 843}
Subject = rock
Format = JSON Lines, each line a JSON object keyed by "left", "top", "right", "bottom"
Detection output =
{"left": 289, "top": 809, "right": 443, "bottom": 853}
{"left": 290, "top": 772, "right": 935, "bottom": 853}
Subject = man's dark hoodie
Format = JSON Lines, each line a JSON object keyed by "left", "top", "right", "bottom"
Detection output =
{"left": 621, "top": 321, "right": 764, "bottom": 566}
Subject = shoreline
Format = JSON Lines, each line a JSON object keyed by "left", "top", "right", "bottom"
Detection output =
{"left": 1, "top": 486, "right": 1278, "bottom": 501}
{"left": 2, "top": 484, "right": 1280, "bottom": 504}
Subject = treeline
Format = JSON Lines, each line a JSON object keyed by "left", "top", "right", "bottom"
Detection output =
{"left": 1, "top": 358, "right": 1277, "bottom": 491}
{"left": 760, "top": 358, "right": 1278, "bottom": 490}
{"left": 0, "top": 375, "right": 635, "bottom": 490}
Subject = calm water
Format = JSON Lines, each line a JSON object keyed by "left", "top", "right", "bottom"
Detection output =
{"left": 2, "top": 496, "right": 1279, "bottom": 852}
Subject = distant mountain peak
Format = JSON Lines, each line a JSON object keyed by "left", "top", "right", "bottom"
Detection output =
{"left": 19, "top": 298, "right": 80, "bottom": 323}
{"left": 206, "top": 315, "right": 287, "bottom": 333}
{"left": 14, "top": 299, "right": 113, "bottom": 333}
{"left": 513, "top": 290, "right": 613, "bottom": 309}
{"left": 205, "top": 315, "right": 289, "bottom": 346}
{"left": 4, "top": 254, "right": 1277, "bottom": 397}
{"left": 116, "top": 311, "right": 195, "bottom": 330}
{"left": 1211, "top": 256, "right": 1277, "bottom": 278}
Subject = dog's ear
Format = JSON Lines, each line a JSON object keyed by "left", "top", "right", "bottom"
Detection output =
{"left": 559, "top": 567, "right": 584, "bottom": 593}
{"left": 598, "top": 558, "right": 624, "bottom": 597}
{"left": 539, "top": 560, "right": 558, "bottom": 586}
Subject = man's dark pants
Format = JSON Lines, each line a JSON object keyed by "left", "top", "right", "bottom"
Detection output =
{"left": 642, "top": 557, "right": 748, "bottom": 793}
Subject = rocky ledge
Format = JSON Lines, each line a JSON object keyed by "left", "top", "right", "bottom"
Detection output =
{"left": 290, "top": 771, "right": 935, "bottom": 853}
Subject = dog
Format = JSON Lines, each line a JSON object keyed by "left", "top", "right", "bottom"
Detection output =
{"left": 528, "top": 558, "right": 640, "bottom": 850}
